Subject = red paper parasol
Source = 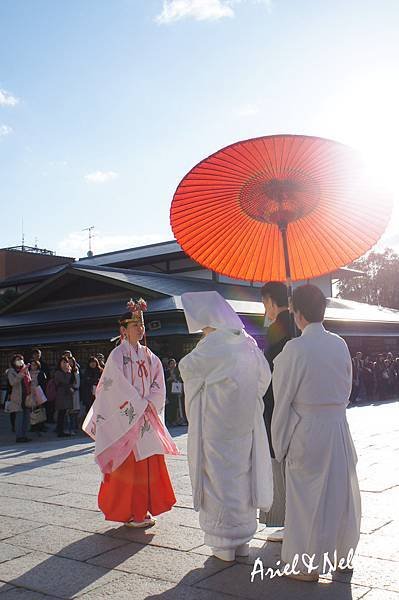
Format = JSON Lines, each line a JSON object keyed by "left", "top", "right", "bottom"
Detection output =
{"left": 170, "top": 135, "right": 392, "bottom": 285}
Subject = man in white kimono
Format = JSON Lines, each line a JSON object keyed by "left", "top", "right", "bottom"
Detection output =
{"left": 179, "top": 291, "right": 273, "bottom": 562}
{"left": 272, "top": 284, "right": 361, "bottom": 581}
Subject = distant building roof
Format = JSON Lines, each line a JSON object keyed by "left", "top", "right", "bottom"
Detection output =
{"left": 0, "top": 263, "right": 398, "bottom": 330}
{"left": 77, "top": 240, "right": 182, "bottom": 266}
{"left": 325, "top": 298, "right": 399, "bottom": 324}
{"left": 0, "top": 238, "right": 364, "bottom": 290}
{"left": 0, "top": 264, "right": 68, "bottom": 288}
{"left": 2, "top": 245, "right": 53, "bottom": 255}
{"left": 332, "top": 266, "right": 365, "bottom": 277}
{"left": 74, "top": 264, "right": 259, "bottom": 300}
{"left": 77, "top": 239, "right": 364, "bottom": 276}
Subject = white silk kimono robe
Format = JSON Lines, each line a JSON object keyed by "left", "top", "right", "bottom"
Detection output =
{"left": 272, "top": 322, "right": 361, "bottom": 574}
{"left": 179, "top": 329, "right": 273, "bottom": 550}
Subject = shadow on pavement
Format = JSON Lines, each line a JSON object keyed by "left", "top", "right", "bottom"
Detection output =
{"left": 5, "top": 527, "right": 155, "bottom": 598}
{"left": 0, "top": 441, "right": 94, "bottom": 475}
{"left": 144, "top": 554, "right": 358, "bottom": 600}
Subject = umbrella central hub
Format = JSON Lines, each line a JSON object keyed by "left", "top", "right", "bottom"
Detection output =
{"left": 239, "top": 175, "right": 321, "bottom": 226}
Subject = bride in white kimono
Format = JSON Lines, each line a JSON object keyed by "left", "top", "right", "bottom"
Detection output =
{"left": 272, "top": 284, "right": 361, "bottom": 581}
{"left": 179, "top": 291, "right": 273, "bottom": 561}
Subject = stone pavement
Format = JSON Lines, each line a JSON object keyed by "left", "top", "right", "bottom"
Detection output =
{"left": 0, "top": 400, "right": 398, "bottom": 600}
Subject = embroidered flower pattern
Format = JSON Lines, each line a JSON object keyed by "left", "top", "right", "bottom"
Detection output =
{"left": 150, "top": 379, "right": 160, "bottom": 390}
{"left": 123, "top": 355, "right": 132, "bottom": 365}
{"left": 96, "top": 414, "right": 106, "bottom": 424}
{"left": 119, "top": 401, "right": 136, "bottom": 424}
{"left": 141, "top": 419, "right": 151, "bottom": 437}
{"left": 126, "top": 403, "right": 136, "bottom": 424}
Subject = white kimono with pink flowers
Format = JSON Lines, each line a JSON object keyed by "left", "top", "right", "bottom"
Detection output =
{"left": 83, "top": 340, "right": 179, "bottom": 474}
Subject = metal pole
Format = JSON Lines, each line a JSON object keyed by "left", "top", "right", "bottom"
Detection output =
{"left": 280, "top": 225, "right": 296, "bottom": 338}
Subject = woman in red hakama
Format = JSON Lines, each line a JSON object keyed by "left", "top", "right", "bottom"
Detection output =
{"left": 98, "top": 453, "right": 176, "bottom": 523}
{"left": 83, "top": 298, "right": 178, "bottom": 528}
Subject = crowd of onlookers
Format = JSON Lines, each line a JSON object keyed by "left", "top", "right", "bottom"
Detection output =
{"left": 350, "top": 351, "right": 399, "bottom": 403}
{"left": 3, "top": 345, "right": 396, "bottom": 443}
{"left": 0, "top": 348, "right": 187, "bottom": 443}
{"left": 0, "top": 348, "right": 104, "bottom": 443}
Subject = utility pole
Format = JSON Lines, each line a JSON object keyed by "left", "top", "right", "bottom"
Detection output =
{"left": 82, "top": 226, "right": 95, "bottom": 257}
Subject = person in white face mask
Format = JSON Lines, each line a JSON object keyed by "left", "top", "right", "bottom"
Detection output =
{"left": 179, "top": 291, "right": 274, "bottom": 561}
{"left": 5, "top": 354, "right": 32, "bottom": 443}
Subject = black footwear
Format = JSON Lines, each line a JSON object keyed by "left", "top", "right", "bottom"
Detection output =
{"left": 57, "top": 432, "right": 71, "bottom": 438}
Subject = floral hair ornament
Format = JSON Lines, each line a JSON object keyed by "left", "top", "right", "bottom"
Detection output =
{"left": 112, "top": 298, "right": 148, "bottom": 344}
{"left": 119, "top": 298, "right": 147, "bottom": 327}
{"left": 127, "top": 298, "right": 148, "bottom": 314}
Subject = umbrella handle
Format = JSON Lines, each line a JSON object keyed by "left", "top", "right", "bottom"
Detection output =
{"left": 280, "top": 226, "right": 291, "bottom": 282}
{"left": 280, "top": 225, "right": 297, "bottom": 338}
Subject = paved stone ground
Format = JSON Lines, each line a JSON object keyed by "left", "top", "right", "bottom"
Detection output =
{"left": 0, "top": 399, "right": 398, "bottom": 599}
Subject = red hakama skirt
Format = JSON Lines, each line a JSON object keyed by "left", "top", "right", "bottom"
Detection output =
{"left": 98, "top": 452, "right": 176, "bottom": 522}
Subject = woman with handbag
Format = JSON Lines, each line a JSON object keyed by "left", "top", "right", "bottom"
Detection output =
{"left": 5, "top": 354, "right": 32, "bottom": 443}
{"left": 29, "top": 360, "right": 48, "bottom": 435}
{"left": 165, "top": 358, "right": 185, "bottom": 426}
{"left": 1, "top": 372, "right": 15, "bottom": 432}
{"left": 54, "top": 356, "right": 74, "bottom": 438}
{"left": 66, "top": 356, "right": 80, "bottom": 434}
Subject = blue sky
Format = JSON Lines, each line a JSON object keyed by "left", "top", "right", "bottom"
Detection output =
{"left": 1, "top": 0, "right": 398, "bottom": 258}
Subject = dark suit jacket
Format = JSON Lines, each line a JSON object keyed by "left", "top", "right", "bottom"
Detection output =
{"left": 263, "top": 309, "right": 291, "bottom": 458}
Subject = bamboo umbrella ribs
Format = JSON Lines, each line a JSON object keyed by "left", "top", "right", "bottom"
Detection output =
{"left": 170, "top": 134, "right": 392, "bottom": 290}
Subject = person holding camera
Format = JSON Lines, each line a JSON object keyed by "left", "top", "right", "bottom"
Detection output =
{"left": 5, "top": 354, "right": 32, "bottom": 443}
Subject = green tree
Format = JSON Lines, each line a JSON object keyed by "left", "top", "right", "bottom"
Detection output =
{"left": 337, "top": 249, "right": 399, "bottom": 309}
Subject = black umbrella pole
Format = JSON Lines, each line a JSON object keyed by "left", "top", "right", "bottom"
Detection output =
{"left": 280, "top": 226, "right": 296, "bottom": 338}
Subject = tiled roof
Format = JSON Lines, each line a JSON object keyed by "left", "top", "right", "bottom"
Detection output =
{"left": 0, "top": 264, "right": 69, "bottom": 287}
{"left": 77, "top": 240, "right": 182, "bottom": 266}
{"left": 74, "top": 264, "right": 260, "bottom": 300}
{"left": 0, "top": 262, "right": 398, "bottom": 332}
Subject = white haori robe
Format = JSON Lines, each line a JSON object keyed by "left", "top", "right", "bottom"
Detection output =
{"left": 83, "top": 340, "right": 179, "bottom": 474}
{"left": 179, "top": 329, "right": 273, "bottom": 550}
{"left": 272, "top": 322, "right": 361, "bottom": 574}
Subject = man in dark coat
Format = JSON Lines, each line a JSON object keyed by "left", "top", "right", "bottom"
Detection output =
{"left": 259, "top": 281, "right": 291, "bottom": 538}
{"left": 31, "top": 348, "right": 51, "bottom": 380}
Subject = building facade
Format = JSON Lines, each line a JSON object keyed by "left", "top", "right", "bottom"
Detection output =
{"left": 0, "top": 240, "right": 398, "bottom": 372}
